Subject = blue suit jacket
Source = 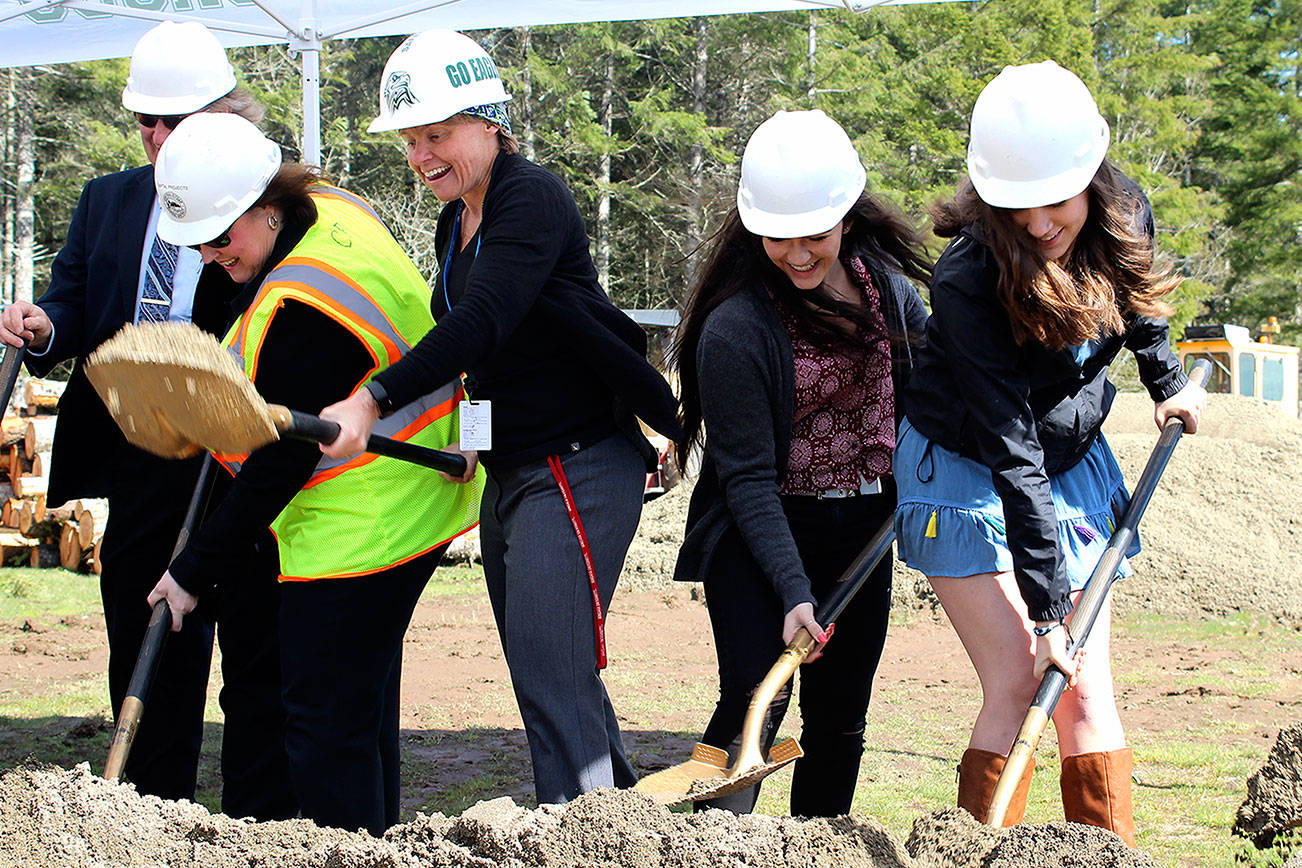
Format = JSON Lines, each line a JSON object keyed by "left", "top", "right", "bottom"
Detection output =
{"left": 29, "top": 165, "right": 235, "bottom": 507}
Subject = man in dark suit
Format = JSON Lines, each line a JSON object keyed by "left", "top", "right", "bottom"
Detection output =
{"left": 0, "top": 21, "right": 294, "bottom": 820}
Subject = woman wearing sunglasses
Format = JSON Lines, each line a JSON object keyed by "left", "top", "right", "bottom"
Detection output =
{"left": 144, "top": 112, "right": 483, "bottom": 836}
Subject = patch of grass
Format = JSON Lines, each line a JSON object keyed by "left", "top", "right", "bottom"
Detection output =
{"left": 0, "top": 567, "right": 100, "bottom": 623}
{"left": 421, "top": 562, "right": 487, "bottom": 600}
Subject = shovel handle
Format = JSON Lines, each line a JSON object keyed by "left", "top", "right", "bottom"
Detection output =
{"left": 986, "top": 359, "right": 1211, "bottom": 826}
{"left": 728, "top": 515, "right": 896, "bottom": 778}
{"left": 105, "top": 455, "right": 216, "bottom": 782}
{"left": 0, "top": 342, "right": 26, "bottom": 412}
{"left": 275, "top": 406, "right": 469, "bottom": 478}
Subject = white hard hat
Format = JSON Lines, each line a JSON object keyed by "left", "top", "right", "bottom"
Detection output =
{"left": 736, "top": 110, "right": 867, "bottom": 239}
{"left": 966, "top": 60, "right": 1110, "bottom": 209}
{"left": 122, "top": 21, "right": 237, "bottom": 115}
{"left": 368, "top": 30, "right": 511, "bottom": 134}
{"left": 154, "top": 113, "right": 282, "bottom": 247}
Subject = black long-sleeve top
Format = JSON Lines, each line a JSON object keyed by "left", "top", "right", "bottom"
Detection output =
{"left": 902, "top": 223, "right": 1187, "bottom": 622}
{"left": 371, "top": 150, "right": 680, "bottom": 470}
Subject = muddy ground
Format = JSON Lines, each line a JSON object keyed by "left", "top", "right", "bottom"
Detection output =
{"left": 0, "top": 390, "right": 1298, "bottom": 866}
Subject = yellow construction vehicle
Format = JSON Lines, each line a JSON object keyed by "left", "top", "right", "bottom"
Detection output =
{"left": 1176, "top": 320, "right": 1299, "bottom": 418}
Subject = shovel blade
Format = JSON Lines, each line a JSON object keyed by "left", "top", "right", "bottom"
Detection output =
{"left": 683, "top": 737, "right": 805, "bottom": 805}
{"left": 633, "top": 738, "right": 804, "bottom": 807}
{"left": 634, "top": 742, "right": 729, "bottom": 805}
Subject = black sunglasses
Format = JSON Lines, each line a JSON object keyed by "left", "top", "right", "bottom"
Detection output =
{"left": 135, "top": 112, "right": 189, "bottom": 131}
{"left": 187, "top": 231, "right": 232, "bottom": 252}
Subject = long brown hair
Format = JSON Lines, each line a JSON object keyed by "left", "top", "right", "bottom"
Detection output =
{"left": 930, "top": 160, "right": 1179, "bottom": 348}
{"left": 670, "top": 192, "right": 931, "bottom": 469}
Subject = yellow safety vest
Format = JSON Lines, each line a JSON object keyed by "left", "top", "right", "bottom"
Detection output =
{"left": 217, "top": 185, "right": 481, "bottom": 581}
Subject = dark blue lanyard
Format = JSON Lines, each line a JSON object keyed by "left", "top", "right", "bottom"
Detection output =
{"left": 442, "top": 203, "right": 482, "bottom": 313}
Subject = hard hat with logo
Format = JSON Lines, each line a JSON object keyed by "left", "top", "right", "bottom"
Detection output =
{"left": 154, "top": 113, "right": 282, "bottom": 247}
{"left": 736, "top": 110, "right": 867, "bottom": 239}
{"left": 121, "top": 21, "right": 237, "bottom": 115}
{"left": 368, "top": 29, "right": 511, "bottom": 133}
{"left": 966, "top": 60, "right": 1110, "bottom": 210}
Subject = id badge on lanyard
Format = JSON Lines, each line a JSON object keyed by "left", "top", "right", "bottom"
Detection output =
{"left": 459, "top": 400, "right": 492, "bottom": 450}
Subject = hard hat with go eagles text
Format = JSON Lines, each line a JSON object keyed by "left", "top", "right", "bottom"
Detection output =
{"left": 369, "top": 30, "right": 511, "bottom": 134}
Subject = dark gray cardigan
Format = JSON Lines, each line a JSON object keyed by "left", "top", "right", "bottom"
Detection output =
{"left": 673, "top": 264, "right": 928, "bottom": 613}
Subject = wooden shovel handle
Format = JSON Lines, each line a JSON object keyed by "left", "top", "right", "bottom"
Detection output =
{"left": 986, "top": 359, "right": 1211, "bottom": 826}
{"left": 105, "top": 455, "right": 216, "bottom": 781}
{"left": 728, "top": 515, "right": 896, "bottom": 778}
{"left": 271, "top": 406, "right": 469, "bottom": 478}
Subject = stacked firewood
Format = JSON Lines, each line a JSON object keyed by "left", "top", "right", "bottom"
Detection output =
{"left": 0, "top": 378, "right": 106, "bottom": 573}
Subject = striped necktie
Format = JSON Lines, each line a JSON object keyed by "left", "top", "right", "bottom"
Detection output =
{"left": 138, "top": 232, "right": 177, "bottom": 323}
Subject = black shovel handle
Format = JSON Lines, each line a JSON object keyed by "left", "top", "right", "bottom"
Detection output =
{"left": 986, "top": 358, "right": 1211, "bottom": 825}
{"left": 105, "top": 453, "right": 217, "bottom": 781}
{"left": 282, "top": 408, "right": 469, "bottom": 478}
{"left": 0, "top": 342, "right": 27, "bottom": 411}
{"left": 814, "top": 514, "right": 896, "bottom": 627}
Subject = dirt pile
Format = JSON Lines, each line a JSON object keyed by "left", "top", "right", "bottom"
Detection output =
{"left": 1235, "top": 722, "right": 1302, "bottom": 856}
{"left": 905, "top": 808, "right": 1155, "bottom": 867}
{"left": 0, "top": 764, "right": 917, "bottom": 868}
{"left": 620, "top": 481, "right": 692, "bottom": 592}
{"left": 0, "top": 763, "right": 1174, "bottom": 868}
{"left": 620, "top": 392, "right": 1302, "bottom": 623}
{"left": 1102, "top": 392, "right": 1302, "bottom": 622}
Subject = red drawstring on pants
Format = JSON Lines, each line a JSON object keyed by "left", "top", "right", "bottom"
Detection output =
{"left": 546, "top": 454, "right": 607, "bottom": 669}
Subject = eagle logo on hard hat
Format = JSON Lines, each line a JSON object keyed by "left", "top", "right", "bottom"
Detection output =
{"left": 384, "top": 72, "right": 418, "bottom": 114}
{"left": 162, "top": 191, "right": 187, "bottom": 220}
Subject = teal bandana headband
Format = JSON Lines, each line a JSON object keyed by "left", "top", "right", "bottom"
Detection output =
{"left": 462, "top": 102, "right": 511, "bottom": 135}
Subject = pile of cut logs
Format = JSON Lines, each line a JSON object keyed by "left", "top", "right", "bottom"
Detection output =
{"left": 0, "top": 377, "right": 106, "bottom": 572}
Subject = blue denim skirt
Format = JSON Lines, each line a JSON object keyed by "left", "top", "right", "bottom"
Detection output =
{"left": 893, "top": 418, "right": 1138, "bottom": 589}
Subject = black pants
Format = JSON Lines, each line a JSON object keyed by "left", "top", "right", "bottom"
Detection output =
{"left": 278, "top": 544, "right": 445, "bottom": 836}
{"left": 699, "top": 487, "right": 894, "bottom": 817}
{"left": 100, "top": 458, "right": 295, "bottom": 820}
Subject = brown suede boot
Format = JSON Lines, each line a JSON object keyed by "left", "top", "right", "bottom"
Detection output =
{"left": 1060, "top": 748, "right": 1136, "bottom": 847}
{"left": 957, "top": 748, "right": 1036, "bottom": 826}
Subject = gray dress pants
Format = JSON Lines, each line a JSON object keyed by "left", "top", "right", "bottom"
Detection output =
{"left": 479, "top": 433, "right": 644, "bottom": 804}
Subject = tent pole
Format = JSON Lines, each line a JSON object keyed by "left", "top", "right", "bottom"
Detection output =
{"left": 293, "top": 0, "right": 322, "bottom": 167}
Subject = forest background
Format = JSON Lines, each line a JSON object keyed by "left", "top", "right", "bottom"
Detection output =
{"left": 1, "top": 0, "right": 1299, "bottom": 350}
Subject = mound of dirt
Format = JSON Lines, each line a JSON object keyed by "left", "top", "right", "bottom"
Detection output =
{"left": 620, "top": 392, "right": 1302, "bottom": 624}
{"left": 906, "top": 808, "right": 1155, "bottom": 867}
{"left": 620, "top": 482, "right": 692, "bottom": 592}
{"left": 1235, "top": 722, "right": 1302, "bottom": 848}
{"left": 0, "top": 762, "right": 1175, "bottom": 867}
{"left": 1102, "top": 392, "right": 1302, "bottom": 623}
{"left": 0, "top": 764, "right": 917, "bottom": 868}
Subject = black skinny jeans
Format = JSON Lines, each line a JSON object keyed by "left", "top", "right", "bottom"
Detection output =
{"left": 699, "top": 486, "right": 894, "bottom": 817}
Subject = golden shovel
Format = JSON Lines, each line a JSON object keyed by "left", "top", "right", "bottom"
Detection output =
{"left": 635, "top": 515, "right": 896, "bottom": 806}
{"left": 83, "top": 321, "right": 465, "bottom": 476}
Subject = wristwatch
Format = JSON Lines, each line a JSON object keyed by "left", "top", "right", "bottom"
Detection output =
{"left": 364, "top": 379, "right": 396, "bottom": 418}
{"left": 1032, "top": 621, "right": 1063, "bottom": 637}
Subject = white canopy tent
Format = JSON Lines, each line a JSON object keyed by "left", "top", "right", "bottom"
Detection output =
{"left": 0, "top": 0, "right": 959, "bottom": 164}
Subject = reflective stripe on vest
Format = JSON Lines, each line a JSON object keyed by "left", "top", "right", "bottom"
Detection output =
{"left": 217, "top": 186, "right": 481, "bottom": 581}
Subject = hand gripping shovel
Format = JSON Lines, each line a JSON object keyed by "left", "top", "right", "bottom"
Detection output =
{"left": 634, "top": 515, "right": 896, "bottom": 806}
{"left": 985, "top": 359, "right": 1211, "bottom": 826}
{"left": 82, "top": 322, "right": 466, "bottom": 477}
{"left": 104, "top": 454, "right": 216, "bottom": 781}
